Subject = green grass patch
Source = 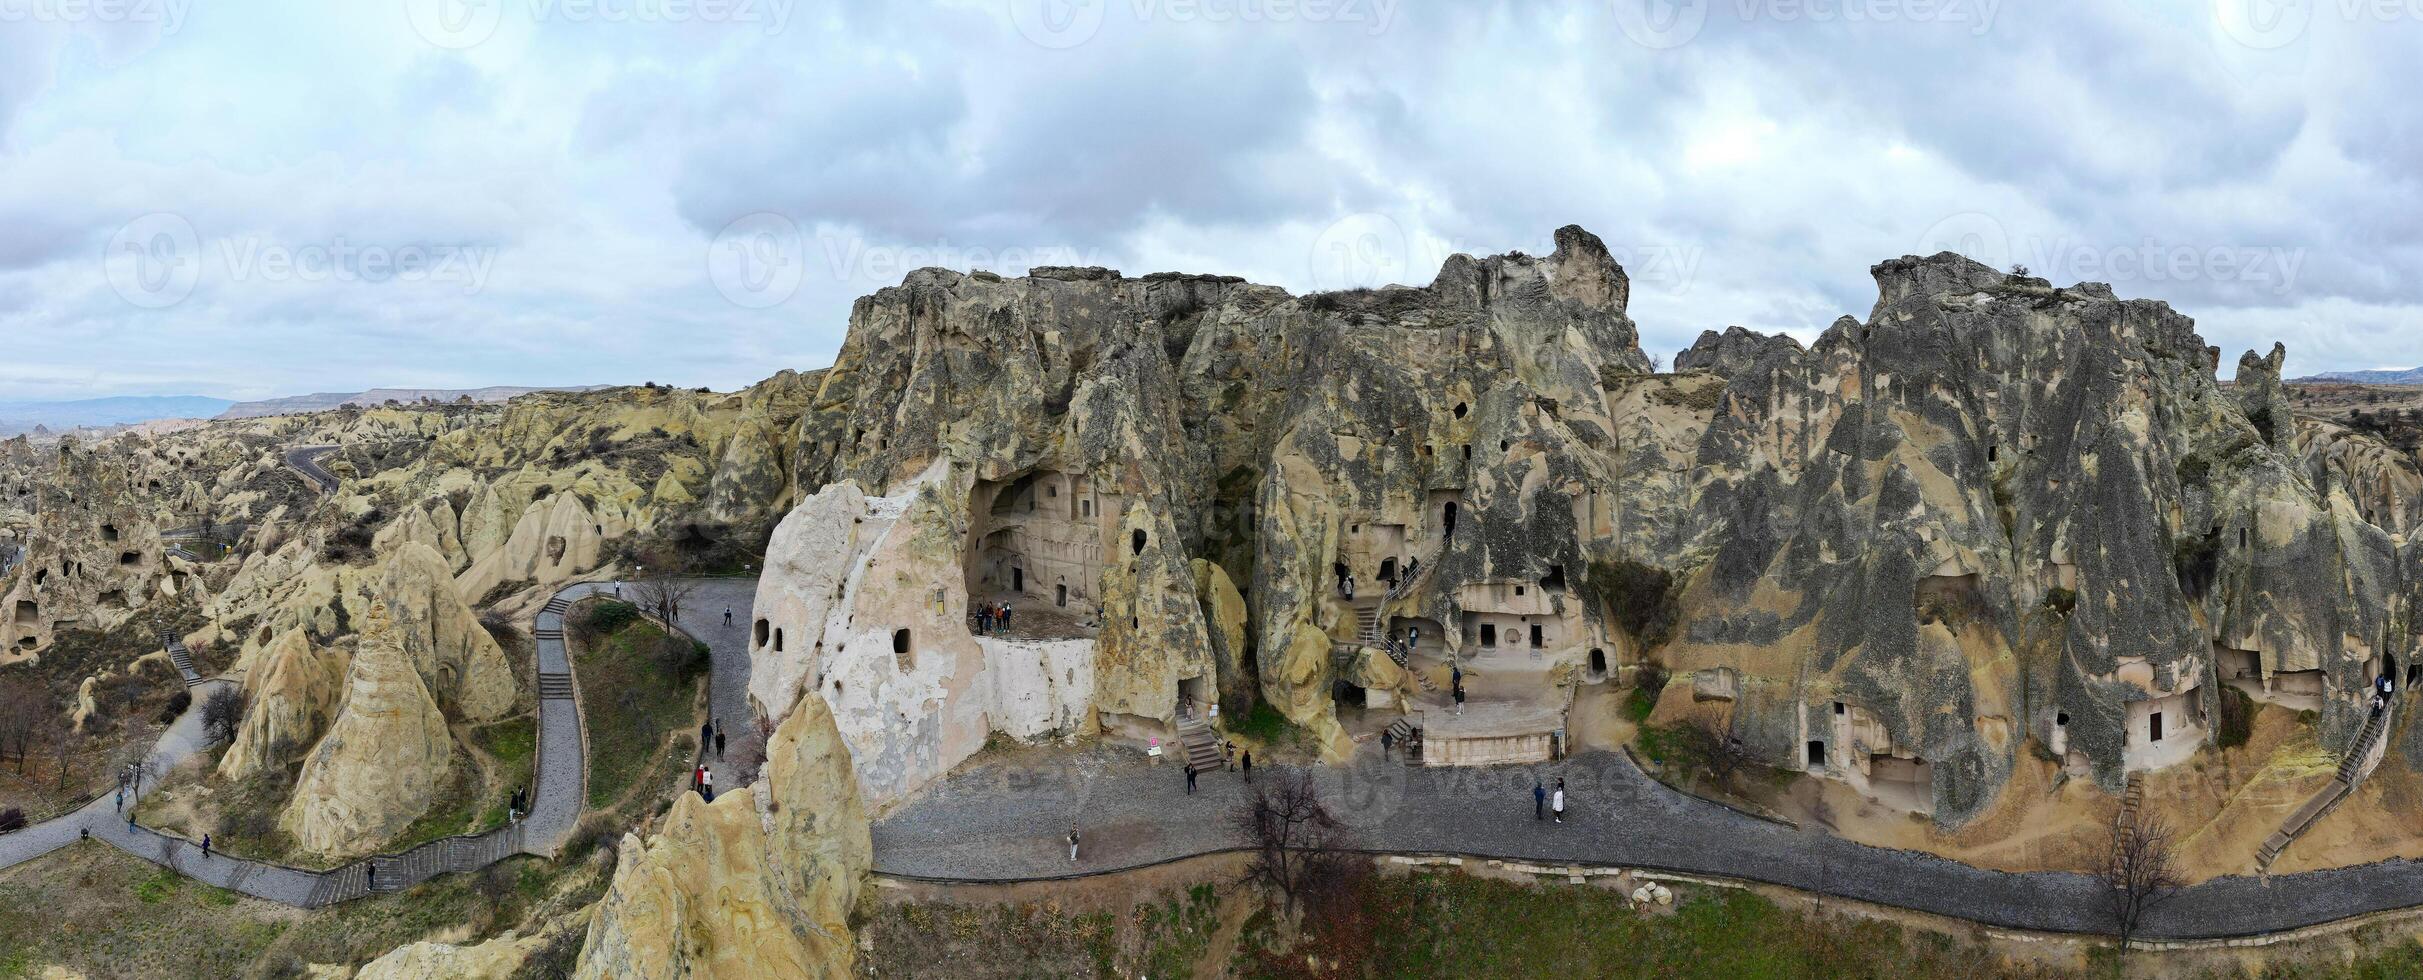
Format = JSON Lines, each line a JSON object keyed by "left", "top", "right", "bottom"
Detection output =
{"left": 133, "top": 870, "right": 179, "bottom": 904}
{"left": 574, "top": 609, "right": 702, "bottom": 810}
{"left": 1228, "top": 701, "right": 1299, "bottom": 748}
{"left": 1356, "top": 871, "right": 2017, "bottom": 979}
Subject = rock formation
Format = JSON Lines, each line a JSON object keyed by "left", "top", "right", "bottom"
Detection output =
{"left": 279, "top": 601, "right": 453, "bottom": 857}
{"left": 575, "top": 674, "right": 869, "bottom": 979}
{"left": 216, "top": 630, "right": 346, "bottom": 781}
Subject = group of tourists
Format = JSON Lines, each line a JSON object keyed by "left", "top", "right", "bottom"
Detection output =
{"left": 1533, "top": 777, "right": 1568, "bottom": 823}
{"left": 691, "top": 717, "right": 729, "bottom": 800}
{"left": 2373, "top": 672, "right": 2398, "bottom": 716}
{"left": 975, "top": 600, "right": 1016, "bottom": 635}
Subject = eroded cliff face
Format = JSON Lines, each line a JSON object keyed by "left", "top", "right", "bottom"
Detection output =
{"left": 734, "top": 232, "right": 2419, "bottom": 825}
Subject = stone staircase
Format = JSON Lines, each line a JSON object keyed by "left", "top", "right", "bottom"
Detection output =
{"left": 2120, "top": 771, "right": 2146, "bottom": 827}
{"left": 1386, "top": 717, "right": 1423, "bottom": 764}
{"left": 157, "top": 629, "right": 202, "bottom": 687}
{"left": 1175, "top": 703, "right": 1224, "bottom": 773}
{"left": 543, "top": 595, "right": 573, "bottom": 617}
{"left": 2257, "top": 702, "right": 2393, "bottom": 874}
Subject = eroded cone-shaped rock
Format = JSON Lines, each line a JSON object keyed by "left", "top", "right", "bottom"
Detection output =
{"left": 217, "top": 630, "right": 345, "bottom": 781}
{"left": 455, "top": 491, "right": 605, "bottom": 602}
{"left": 575, "top": 687, "right": 868, "bottom": 980}
{"left": 383, "top": 542, "right": 515, "bottom": 721}
{"left": 280, "top": 601, "right": 452, "bottom": 858}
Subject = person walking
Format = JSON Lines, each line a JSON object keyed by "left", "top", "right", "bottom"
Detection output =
{"left": 1453, "top": 680, "right": 1466, "bottom": 716}
{"left": 702, "top": 766, "right": 714, "bottom": 803}
{"left": 1241, "top": 750, "right": 1253, "bottom": 783}
{"left": 693, "top": 763, "right": 706, "bottom": 795}
{"left": 613, "top": 580, "right": 622, "bottom": 599}
{"left": 1003, "top": 602, "right": 1014, "bottom": 629}
{"left": 1344, "top": 574, "right": 1356, "bottom": 600}
{"left": 700, "top": 721, "right": 714, "bottom": 757}
{"left": 1222, "top": 738, "right": 1236, "bottom": 771}
{"left": 1381, "top": 728, "right": 1395, "bottom": 760}
{"left": 1185, "top": 763, "right": 1198, "bottom": 795}
{"left": 1534, "top": 779, "right": 1547, "bottom": 820}
{"left": 724, "top": 609, "right": 734, "bottom": 628}
{"left": 1552, "top": 779, "right": 1566, "bottom": 824}
{"left": 1068, "top": 828, "right": 1081, "bottom": 863}
{"left": 715, "top": 729, "right": 727, "bottom": 760}
{"left": 115, "top": 787, "right": 124, "bottom": 812}
{"left": 201, "top": 834, "right": 212, "bottom": 859}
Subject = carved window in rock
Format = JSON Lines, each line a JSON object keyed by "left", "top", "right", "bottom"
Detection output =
{"left": 755, "top": 619, "right": 770, "bottom": 648}
{"left": 773, "top": 628, "right": 785, "bottom": 653}
{"left": 893, "top": 629, "right": 913, "bottom": 671}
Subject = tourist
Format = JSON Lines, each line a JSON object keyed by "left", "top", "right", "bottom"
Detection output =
{"left": 1552, "top": 779, "right": 1566, "bottom": 824}
{"left": 1241, "top": 750, "right": 1253, "bottom": 783}
{"left": 701, "top": 766, "right": 714, "bottom": 803}
{"left": 1068, "top": 828, "right": 1081, "bottom": 863}
{"left": 1534, "top": 779, "right": 1546, "bottom": 820}
{"left": 1222, "top": 738, "right": 1235, "bottom": 771}
{"left": 1003, "top": 602, "right": 1014, "bottom": 628}
{"left": 115, "top": 787, "right": 123, "bottom": 812}
{"left": 1453, "top": 680, "right": 1465, "bottom": 716}
{"left": 613, "top": 580, "right": 622, "bottom": 598}
{"left": 201, "top": 834, "right": 211, "bottom": 859}
{"left": 700, "top": 721, "right": 714, "bottom": 756}
{"left": 1185, "top": 762, "right": 1198, "bottom": 795}
{"left": 1381, "top": 728, "right": 1394, "bottom": 759}
{"left": 693, "top": 763, "right": 706, "bottom": 794}
{"left": 1407, "top": 626, "right": 1419, "bottom": 648}
{"left": 724, "top": 609, "right": 733, "bottom": 628}
{"left": 1345, "top": 574, "right": 1356, "bottom": 600}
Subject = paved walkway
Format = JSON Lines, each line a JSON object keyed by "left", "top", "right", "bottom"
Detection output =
{"left": 0, "top": 575, "right": 755, "bottom": 908}
{"left": 871, "top": 745, "right": 2423, "bottom": 942}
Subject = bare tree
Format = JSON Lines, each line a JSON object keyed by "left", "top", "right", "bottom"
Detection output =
{"left": 1230, "top": 769, "right": 1346, "bottom": 916}
{"left": 0, "top": 678, "right": 42, "bottom": 775}
{"left": 631, "top": 575, "right": 699, "bottom": 628}
{"left": 201, "top": 687, "right": 247, "bottom": 746}
{"left": 2103, "top": 810, "right": 2183, "bottom": 951}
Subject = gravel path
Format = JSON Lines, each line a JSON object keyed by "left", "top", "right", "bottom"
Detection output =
{"left": 871, "top": 744, "right": 2423, "bottom": 942}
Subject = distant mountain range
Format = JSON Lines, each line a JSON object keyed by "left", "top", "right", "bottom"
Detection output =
{"left": 214, "top": 386, "right": 614, "bottom": 419}
{"left": 0, "top": 386, "right": 618, "bottom": 436}
{"left": 2293, "top": 367, "right": 2423, "bottom": 385}
{"left": 0, "top": 396, "right": 236, "bottom": 436}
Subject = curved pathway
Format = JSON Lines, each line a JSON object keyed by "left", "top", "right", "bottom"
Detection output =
{"left": 871, "top": 743, "right": 2423, "bottom": 943}
{"left": 284, "top": 445, "right": 340, "bottom": 495}
{"left": 0, "top": 576, "right": 757, "bottom": 908}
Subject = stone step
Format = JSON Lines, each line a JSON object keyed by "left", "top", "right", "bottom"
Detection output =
{"left": 534, "top": 628, "right": 564, "bottom": 641}
{"left": 538, "top": 674, "right": 575, "bottom": 700}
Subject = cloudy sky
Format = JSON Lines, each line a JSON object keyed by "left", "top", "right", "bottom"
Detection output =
{"left": 2, "top": 0, "right": 2418, "bottom": 401}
